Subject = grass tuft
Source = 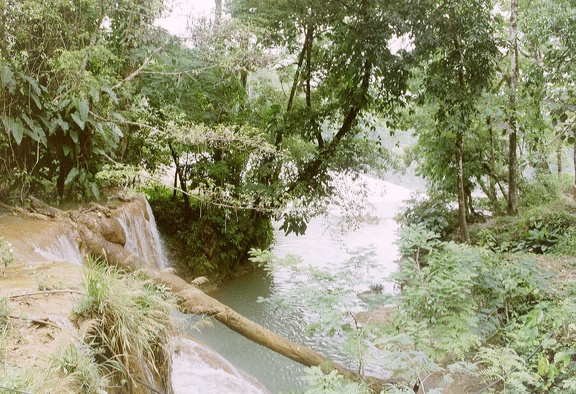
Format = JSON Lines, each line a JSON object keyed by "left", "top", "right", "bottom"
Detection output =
{"left": 72, "top": 258, "right": 178, "bottom": 392}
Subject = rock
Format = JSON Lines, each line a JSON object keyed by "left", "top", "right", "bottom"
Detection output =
{"left": 99, "top": 217, "right": 127, "bottom": 246}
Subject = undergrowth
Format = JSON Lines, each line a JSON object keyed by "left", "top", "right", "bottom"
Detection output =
{"left": 1, "top": 260, "right": 179, "bottom": 394}
{"left": 286, "top": 174, "right": 576, "bottom": 393}
{"left": 148, "top": 187, "right": 274, "bottom": 281}
{"left": 71, "top": 260, "right": 177, "bottom": 393}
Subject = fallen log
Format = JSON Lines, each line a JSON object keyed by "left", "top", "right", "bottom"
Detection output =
{"left": 75, "top": 206, "right": 392, "bottom": 392}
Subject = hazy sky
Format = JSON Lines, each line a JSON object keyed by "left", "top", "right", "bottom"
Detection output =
{"left": 156, "top": 0, "right": 216, "bottom": 36}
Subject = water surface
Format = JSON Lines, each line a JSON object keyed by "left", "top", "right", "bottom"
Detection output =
{"left": 188, "top": 178, "right": 412, "bottom": 392}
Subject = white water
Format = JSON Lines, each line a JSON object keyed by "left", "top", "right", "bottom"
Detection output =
{"left": 172, "top": 337, "right": 270, "bottom": 394}
{"left": 33, "top": 230, "right": 83, "bottom": 265}
{"left": 116, "top": 197, "right": 170, "bottom": 269}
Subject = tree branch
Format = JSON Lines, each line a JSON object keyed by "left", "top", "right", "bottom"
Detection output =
{"left": 112, "top": 40, "right": 169, "bottom": 90}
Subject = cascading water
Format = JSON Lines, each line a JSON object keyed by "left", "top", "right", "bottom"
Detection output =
{"left": 33, "top": 231, "right": 83, "bottom": 265}
{"left": 115, "top": 196, "right": 170, "bottom": 269}
{"left": 172, "top": 337, "right": 269, "bottom": 394}
{"left": 0, "top": 215, "right": 83, "bottom": 265}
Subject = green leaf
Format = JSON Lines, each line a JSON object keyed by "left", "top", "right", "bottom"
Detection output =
{"left": 101, "top": 86, "right": 118, "bottom": 104}
{"left": 91, "top": 183, "right": 100, "bottom": 200}
{"left": 1, "top": 65, "right": 15, "bottom": 90}
{"left": 71, "top": 113, "right": 86, "bottom": 130}
{"left": 89, "top": 85, "right": 100, "bottom": 103}
{"left": 39, "top": 116, "right": 55, "bottom": 135}
{"left": 56, "top": 116, "right": 69, "bottom": 132}
{"left": 111, "top": 112, "right": 125, "bottom": 122}
{"left": 31, "top": 91, "right": 43, "bottom": 110}
{"left": 20, "top": 73, "right": 41, "bottom": 96}
{"left": 110, "top": 123, "right": 124, "bottom": 140}
{"left": 62, "top": 144, "right": 72, "bottom": 157}
{"left": 64, "top": 167, "right": 79, "bottom": 185}
{"left": 537, "top": 356, "right": 549, "bottom": 376}
{"left": 78, "top": 98, "right": 89, "bottom": 121}
{"left": 55, "top": 98, "right": 71, "bottom": 111}
{"left": 1, "top": 116, "right": 24, "bottom": 145}
{"left": 69, "top": 129, "right": 79, "bottom": 144}
{"left": 553, "top": 351, "right": 570, "bottom": 367}
{"left": 21, "top": 114, "right": 47, "bottom": 147}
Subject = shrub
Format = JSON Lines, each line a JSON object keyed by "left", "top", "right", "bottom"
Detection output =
{"left": 396, "top": 192, "right": 458, "bottom": 239}
{"left": 148, "top": 187, "right": 274, "bottom": 281}
{"left": 392, "top": 225, "right": 552, "bottom": 361}
{"left": 470, "top": 200, "right": 576, "bottom": 255}
{"left": 519, "top": 173, "right": 572, "bottom": 208}
{"left": 551, "top": 227, "right": 576, "bottom": 256}
{"left": 73, "top": 260, "right": 177, "bottom": 392}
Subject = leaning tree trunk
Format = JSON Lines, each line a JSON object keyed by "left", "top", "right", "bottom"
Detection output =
{"left": 73, "top": 204, "right": 392, "bottom": 392}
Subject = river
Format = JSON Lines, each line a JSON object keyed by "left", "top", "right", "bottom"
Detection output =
{"left": 186, "top": 177, "right": 412, "bottom": 393}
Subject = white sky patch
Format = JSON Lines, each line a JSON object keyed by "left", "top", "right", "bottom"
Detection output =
{"left": 156, "top": 0, "right": 216, "bottom": 37}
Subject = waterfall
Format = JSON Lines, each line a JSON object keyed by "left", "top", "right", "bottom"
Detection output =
{"left": 116, "top": 196, "right": 170, "bottom": 270}
{"left": 33, "top": 231, "right": 83, "bottom": 265}
{"left": 0, "top": 215, "right": 84, "bottom": 265}
{"left": 1, "top": 196, "right": 272, "bottom": 394}
{"left": 171, "top": 337, "right": 270, "bottom": 394}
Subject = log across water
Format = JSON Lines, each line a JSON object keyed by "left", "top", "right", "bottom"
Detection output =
{"left": 72, "top": 196, "right": 391, "bottom": 391}
{"left": 2, "top": 195, "right": 393, "bottom": 392}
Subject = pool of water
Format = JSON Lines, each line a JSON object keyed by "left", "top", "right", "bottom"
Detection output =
{"left": 187, "top": 178, "right": 412, "bottom": 392}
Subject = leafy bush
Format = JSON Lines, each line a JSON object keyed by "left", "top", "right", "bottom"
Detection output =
{"left": 513, "top": 203, "right": 576, "bottom": 254}
{"left": 396, "top": 223, "right": 440, "bottom": 264}
{"left": 392, "top": 225, "right": 552, "bottom": 360}
{"left": 149, "top": 187, "right": 274, "bottom": 281}
{"left": 396, "top": 192, "right": 458, "bottom": 239}
{"left": 519, "top": 173, "right": 572, "bottom": 208}
{"left": 551, "top": 227, "right": 576, "bottom": 256}
{"left": 470, "top": 200, "right": 576, "bottom": 255}
{"left": 392, "top": 241, "right": 488, "bottom": 360}
{"left": 303, "top": 367, "right": 370, "bottom": 394}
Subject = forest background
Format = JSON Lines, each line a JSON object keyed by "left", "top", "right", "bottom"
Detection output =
{"left": 1, "top": 0, "right": 576, "bottom": 392}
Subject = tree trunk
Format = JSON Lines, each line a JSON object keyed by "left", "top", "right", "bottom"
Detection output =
{"left": 557, "top": 141, "right": 563, "bottom": 174}
{"left": 455, "top": 130, "right": 470, "bottom": 243}
{"left": 573, "top": 135, "right": 576, "bottom": 201}
{"left": 507, "top": 0, "right": 519, "bottom": 215}
{"left": 73, "top": 204, "right": 392, "bottom": 392}
{"left": 214, "top": 0, "right": 222, "bottom": 26}
{"left": 279, "top": 26, "right": 314, "bottom": 146}
{"left": 169, "top": 143, "right": 191, "bottom": 219}
{"left": 488, "top": 125, "right": 498, "bottom": 203}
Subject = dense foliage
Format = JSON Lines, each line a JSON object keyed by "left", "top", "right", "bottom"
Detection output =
{"left": 3, "top": 0, "right": 576, "bottom": 273}
{"left": 3, "top": 1, "right": 576, "bottom": 391}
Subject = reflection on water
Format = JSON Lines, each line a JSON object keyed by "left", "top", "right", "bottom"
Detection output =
{"left": 188, "top": 178, "right": 412, "bottom": 393}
